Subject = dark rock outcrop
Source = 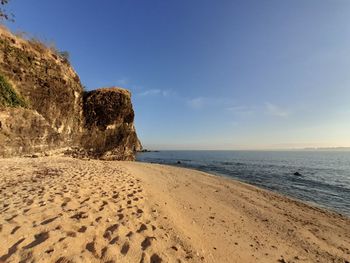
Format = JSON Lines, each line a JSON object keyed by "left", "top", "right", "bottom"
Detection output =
{"left": 81, "top": 88, "right": 141, "bottom": 160}
{"left": 0, "top": 26, "right": 141, "bottom": 160}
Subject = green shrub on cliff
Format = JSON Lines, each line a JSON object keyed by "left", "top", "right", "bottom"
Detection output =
{"left": 0, "top": 74, "right": 27, "bottom": 107}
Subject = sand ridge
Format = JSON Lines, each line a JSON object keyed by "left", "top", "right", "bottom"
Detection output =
{"left": 0, "top": 156, "right": 349, "bottom": 263}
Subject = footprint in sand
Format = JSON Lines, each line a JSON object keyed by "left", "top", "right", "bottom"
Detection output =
{"left": 103, "top": 224, "right": 119, "bottom": 240}
{"left": 137, "top": 224, "right": 147, "bottom": 233}
{"left": 78, "top": 226, "right": 87, "bottom": 233}
{"left": 45, "top": 248, "right": 54, "bottom": 254}
{"left": 85, "top": 240, "right": 98, "bottom": 258}
{"left": 126, "top": 231, "right": 133, "bottom": 238}
{"left": 120, "top": 241, "right": 130, "bottom": 255}
{"left": 117, "top": 213, "right": 124, "bottom": 221}
{"left": 136, "top": 208, "right": 144, "bottom": 217}
{"left": 0, "top": 238, "right": 26, "bottom": 262}
{"left": 150, "top": 253, "right": 163, "bottom": 263}
{"left": 10, "top": 226, "right": 20, "bottom": 235}
{"left": 55, "top": 256, "right": 72, "bottom": 263}
{"left": 70, "top": 211, "right": 88, "bottom": 220}
{"left": 100, "top": 246, "right": 108, "bottom": 258}
{"left": 80, "top": 197, "right": 90, "bottom": 205}
{"left": 23, "top": 232, "right": 49, "bottom": 249}
{"left": 5, "top": 214, "right": 18, "bottom": 222}
{"left": 141, "top": 236, "right": 156, "bottom": 250}
{"left": 66, "top": 231, "right": 77, "bottom": 237}
{"left": 109, "top": 236, "right": 119, "bottom": 245}
{"left": 41, "top": 216, "right": 59, "bottom": 225}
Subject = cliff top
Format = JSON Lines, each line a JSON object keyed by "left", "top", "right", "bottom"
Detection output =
{"left": 0, "top": 25, "right": 78, "bottom": 82}
{"left": 86, "top": 87, "right": 131, "bottom": 97}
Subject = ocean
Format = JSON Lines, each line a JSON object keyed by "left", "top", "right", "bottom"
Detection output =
{"left": 136, "top": 150, "right": 350, "bottom": 216}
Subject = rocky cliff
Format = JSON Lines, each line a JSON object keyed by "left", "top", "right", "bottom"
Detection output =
{"left": 0, "top": 26, "right": 141, "bottom": 160}
{"left": 81, "top": 88, "right": 141, "bottom": 160}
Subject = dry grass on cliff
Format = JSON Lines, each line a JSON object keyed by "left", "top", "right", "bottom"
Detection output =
{"left": 0, "top": 25, "right": 70, "bottom": 64}
{"left": 87, "top": 87, "right": 131, "bottom": 97}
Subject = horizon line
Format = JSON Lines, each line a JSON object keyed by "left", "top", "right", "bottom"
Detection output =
{"left": 140, "top": 146, "right": 350, "bottom": 152}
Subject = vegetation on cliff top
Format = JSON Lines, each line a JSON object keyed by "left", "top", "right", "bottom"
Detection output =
{"left": 0, "top": 74, "right": 27, "bottom": 107}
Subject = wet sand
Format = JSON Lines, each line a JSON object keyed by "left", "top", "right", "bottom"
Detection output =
{"left": 0, "top": 157, "right": 349, "bottom": 262}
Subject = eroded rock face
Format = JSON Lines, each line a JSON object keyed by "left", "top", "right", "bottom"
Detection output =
{"left": 0, "top": 27, "right": 84, "bottom": 142}
{"left": 0, "top": 108, "right": 61, "bottom": 157}
{"left": 0, "top": 26, "right": 141, "bottom": 159}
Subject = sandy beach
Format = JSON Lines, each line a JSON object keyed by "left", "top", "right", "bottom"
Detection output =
{"left": 0, "top": 157, "right": 349, "bottom": 263}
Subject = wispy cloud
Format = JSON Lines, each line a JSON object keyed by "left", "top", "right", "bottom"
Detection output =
{"left": 187, "top": 97, "right": 232, "bottom": 110}
{"left": 187, "top": 97, "right": 255, "bottom": 119}
{"left": 226, "top": 105, "right": 255, "bottom": 116}
{"left": 187, "top": 97, "right": 206, "bottom": 109}
{"left": 187, "top": 97, "right": 290, "bottom": 119}
{"left": 116, "top": 78, "right": 128, "bottom": 86}
{"left": 265, "top": 102, "right": 290, "bottom": 117}
{"left": 137, "top": 89, "right": 174, "bottom": 97}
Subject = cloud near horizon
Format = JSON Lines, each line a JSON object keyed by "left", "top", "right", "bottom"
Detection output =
{"left": 265, "top": 102, "right": 291, "bottom": 117}
{"left": 116, "top": 78, "right": 128, "bottom": 86}
{"left": 187, "top": 97, "right": 206, "bottom": 109}
{"left": 187, "top": 97, "right": 233, "bottom": 110}
{"left": 187, "top": 97, "right": 291, "bottom": 120}
{"left": 137, "top": 89, "right": 173, "bottom": 97}
{"left": 187, "top": 97, "right": 256, "bottom": 120}
{"left": 226, "top": 105, "right": 255, "bottom": 117}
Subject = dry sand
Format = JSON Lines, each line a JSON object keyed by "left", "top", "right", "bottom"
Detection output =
{"left": 0, "top": 157, "right": 349, "bottom": 263}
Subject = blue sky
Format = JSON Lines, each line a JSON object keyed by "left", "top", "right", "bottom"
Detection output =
{"left": 4, "top": 0, "right": 350, "bottom": 149}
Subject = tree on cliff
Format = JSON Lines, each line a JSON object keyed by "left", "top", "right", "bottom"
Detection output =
{"left": 0, "top": 0, "right": 14, "bottom": 21}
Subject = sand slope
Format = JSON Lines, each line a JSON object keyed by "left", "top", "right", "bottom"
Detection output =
{"left": 0, "top": 157, "right": 349, "bottom": 263}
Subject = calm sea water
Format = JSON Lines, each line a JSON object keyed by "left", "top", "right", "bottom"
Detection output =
{"left": 136, "top": 150, "right": 350, "bottom": 216}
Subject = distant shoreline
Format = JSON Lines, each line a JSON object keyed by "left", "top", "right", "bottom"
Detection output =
{"left": 137, "top": 149, "right": 160, "bottom": 153}
{"left": 137, "top": 147, "right": 350, "bottom": 152}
